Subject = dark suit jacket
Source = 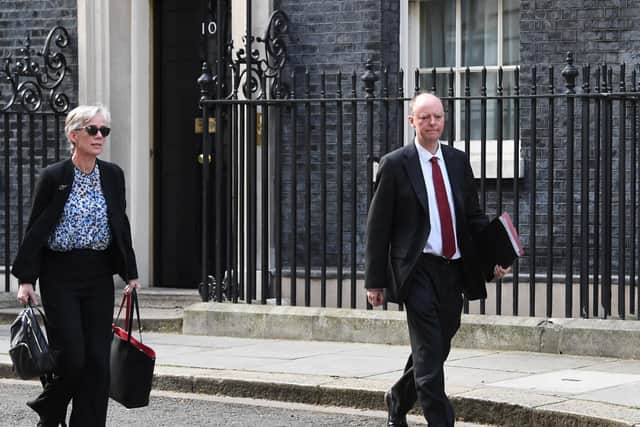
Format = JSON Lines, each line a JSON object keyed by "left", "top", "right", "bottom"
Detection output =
{"left": 365, "top": 143, "right": 492, "bottom": 303}
{"left": 11, "top": 158, "right": 138, "bottom": 286}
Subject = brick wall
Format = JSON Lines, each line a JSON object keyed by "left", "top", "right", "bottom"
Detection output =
{"left": 520, "top": 0, "right": 640, "bottom": 77}
{"left": 273, "top": 0, "right": 400, "bottom": 272}
{"left": 518, "top": 0, "right": 640, "bottom": 276}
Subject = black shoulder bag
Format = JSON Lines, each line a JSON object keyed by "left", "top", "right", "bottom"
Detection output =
{"left": 9, "top": 303, "right": 55, "bottom": 380}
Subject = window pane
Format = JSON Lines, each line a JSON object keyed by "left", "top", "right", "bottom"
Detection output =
{"left": 460, "top": 71, "right": 516, "bottom": 140}
{"left": 419, "top": 0, "right": 455, "bottom": 68}
{"left": 462, "top": 0, "right": 498, "bottom": 66}
{"left": 503, "top": 0, "right": 520, "bottom": 64}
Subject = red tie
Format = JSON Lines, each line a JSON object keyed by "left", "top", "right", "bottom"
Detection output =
{"left": 430, "top": 156, "right": 456, "bottom": 258}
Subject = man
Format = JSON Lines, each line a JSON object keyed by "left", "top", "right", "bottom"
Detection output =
{"left": 365, "top": 93, "right": 510, "bottom": 426}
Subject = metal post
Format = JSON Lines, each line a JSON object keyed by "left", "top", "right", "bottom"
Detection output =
{"left": 562, "top": 52, "right": 578, "bottom": 317}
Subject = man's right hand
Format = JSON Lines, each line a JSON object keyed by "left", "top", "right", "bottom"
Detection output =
{"left": 17, "top": 283, "right": 37, "bottom": 305}
{"left": 367, "top": 289, "right": 385, "bottom": 307}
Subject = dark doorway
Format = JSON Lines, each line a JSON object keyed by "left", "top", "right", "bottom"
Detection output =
{"left": 154, "top": 0, "right": 229, "bottom": 287}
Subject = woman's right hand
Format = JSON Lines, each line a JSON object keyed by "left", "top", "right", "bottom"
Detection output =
{"left": 17, "top": 283, "right": 38, "bottom": 305}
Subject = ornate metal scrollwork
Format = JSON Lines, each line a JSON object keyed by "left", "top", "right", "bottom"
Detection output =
{"left": 0, "top": 26, "right": 71, "bottom": 113}
{"left": 231, "top": 10, "right": 289, "bottom": 100}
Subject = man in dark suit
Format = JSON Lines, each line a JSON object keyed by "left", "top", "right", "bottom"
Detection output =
{"left": 365, "top": 93, "right": 509, "bottom": 426}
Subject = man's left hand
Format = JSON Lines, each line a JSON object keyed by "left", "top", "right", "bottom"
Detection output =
{"left": 367, "top": 289, "right": 385, "bottom": 307}
{"left": 493, "top": 265, "right": 511, "bottom": 281}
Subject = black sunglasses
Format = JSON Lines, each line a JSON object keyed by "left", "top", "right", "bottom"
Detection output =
{"left": 79, "top": 125, "right": 111, "bottom": 137}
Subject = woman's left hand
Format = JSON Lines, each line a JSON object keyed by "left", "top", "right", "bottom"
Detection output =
{"left": 124, "top": 279, "right": 140, "bottom": 295}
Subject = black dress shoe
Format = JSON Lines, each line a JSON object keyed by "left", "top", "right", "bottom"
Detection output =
{"left": 385, "top": 390, "right": 409, "bottom": 427}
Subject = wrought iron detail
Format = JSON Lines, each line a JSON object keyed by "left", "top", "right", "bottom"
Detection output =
{"left": 0, "top": 26, "right": 71, "bottom": 113}
{"left": 561, "top": 51, "right": 579, "bottom": 94}
{"left": 198, "top": 270, "right": 235, "bottom": 302}
{"left": 229, "top": 9, "right": 289, "bottom": 99}
{"left": 361, "top": 58, "right": 379, "bottom": 98}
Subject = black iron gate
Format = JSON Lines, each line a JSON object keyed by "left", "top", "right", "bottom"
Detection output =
{"left": 1, "top": 26, "right": 72, "bottom": 293}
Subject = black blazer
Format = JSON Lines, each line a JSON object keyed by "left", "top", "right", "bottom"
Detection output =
{"left": 365, "top": 143, "right": 492, "bottom": 303}
{"left": 11, "top": 158, "right": 138, "bottom": 286}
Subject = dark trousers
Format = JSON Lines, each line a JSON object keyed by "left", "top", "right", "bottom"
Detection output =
{"left": 29, "top": 274, "right": 114, "bottom": 427}
{"left": 389, "top": 254, "right": 464, "bottom": 427}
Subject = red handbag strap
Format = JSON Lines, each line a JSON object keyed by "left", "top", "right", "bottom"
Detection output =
{"left": 114, "top": 292, "right": 131, "bottom": 330}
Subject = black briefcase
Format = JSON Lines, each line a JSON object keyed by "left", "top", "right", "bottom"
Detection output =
{"left": 109, "top": 289, "right": 156, "bottom": 408}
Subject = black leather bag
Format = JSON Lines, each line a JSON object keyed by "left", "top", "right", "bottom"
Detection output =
{"left": 9, "top": 304, "right": 55, "bottom": 380}
{"left": 109, "top": 289, "right": 156, "bottom": 408}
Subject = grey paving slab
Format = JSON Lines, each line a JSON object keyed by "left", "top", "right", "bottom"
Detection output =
{"left": 575, "top": 381, "right": 640, "bottom": 408}
{"left": 456, "top": 385, "right": 569, "bottom": 408}
{"left": 258, "top": 353, "right": 403, "bottom": 378}
{"left": 366, "top": 369, "right": 407, "bottom": 381}
{"left": 198, "top": 339, "right": 374, "bottom": 360}
{"left": 159, "top": 351, "right": 282, "bottom": 370}
{"left": 144, "top": 332, "right": 269, "bottom": 348}
{"left": 540, "top": 399, "right": 640, "bottom": 425}
{"left": 151, "top": 344, "right": 213, "bottom": 359}
{"left": 446, "top": 350, "right": 607, "bottom": 374}
{"left": 577, "top": 359, "right": 640, "bottom": 375}
{"left": 446, "top": 348, "right": 499, "bottom": 361}
{"left": 444, "top": 365, "right": 528, "bottom": 387}
{"left": 329, "top": 343, "right": 411, "bottom": 359}
{"left": 490, "top": 369, "right": 640, "bottom": 394}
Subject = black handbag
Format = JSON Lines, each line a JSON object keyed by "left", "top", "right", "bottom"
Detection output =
{"left": 109, "top": 289, "right": 156, "bottom": 408}
{"left": 9, "top": 303, "right": 55, "bottom": 380}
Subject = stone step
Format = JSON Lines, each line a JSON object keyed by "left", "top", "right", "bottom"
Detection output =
{"left": 0, "top": 287, "right": 194, "bottom": 333}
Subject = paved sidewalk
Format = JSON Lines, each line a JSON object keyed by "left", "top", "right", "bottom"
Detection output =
{"left": 1, "top": 325, "right": 639, "bottom": 426}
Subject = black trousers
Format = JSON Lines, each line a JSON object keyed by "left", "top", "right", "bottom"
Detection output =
{"left": 390, "top": 253, "right": 464, "bottom": 427}
{"left": 29, "top": 269, "right": 114, "bottom": 427}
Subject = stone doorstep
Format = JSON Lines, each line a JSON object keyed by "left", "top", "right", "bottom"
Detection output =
{"left": 0, "top": 362, "right": 629, "bottom": 427}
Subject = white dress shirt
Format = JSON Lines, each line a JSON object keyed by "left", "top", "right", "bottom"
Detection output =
{"left": 414, "top": 139, "right": 461, "bottom": 259}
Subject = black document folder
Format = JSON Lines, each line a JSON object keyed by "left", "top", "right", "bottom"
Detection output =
{"left": 477, "top": 212, "right": 524, "bottom": 269}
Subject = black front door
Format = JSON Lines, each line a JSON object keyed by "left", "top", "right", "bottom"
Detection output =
{"left": 154, "top": 0, "right": 229, "bottom": 287}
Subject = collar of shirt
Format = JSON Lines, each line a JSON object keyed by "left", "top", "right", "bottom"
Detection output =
{"left": 414, "top": 139, "right": 442, "bottom": 163}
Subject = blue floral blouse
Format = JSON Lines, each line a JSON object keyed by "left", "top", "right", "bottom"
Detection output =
{"left": 48, "top": 164, "right": 112, "bottom": 251}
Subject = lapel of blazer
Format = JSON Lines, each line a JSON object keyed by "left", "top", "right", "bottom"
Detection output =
{"left": 402, "top": 143, "right": 428, "bottom": 214}
{"left": 441, "top": 144, "right": 464, "bottom": 216}
{"left": 97, "top": 159, "right": 117, "bottom": 220}
{"left": 52, "top": 159, "right": 74, "bottom": 209}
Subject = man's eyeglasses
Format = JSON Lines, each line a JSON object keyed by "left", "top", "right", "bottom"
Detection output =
{"left": 77, "top": 125, "right": 111, "bottom": 137}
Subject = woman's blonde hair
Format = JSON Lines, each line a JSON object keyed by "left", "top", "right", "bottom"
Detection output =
{"left": 64, "top": 105, "right": 111, "bottom": 153}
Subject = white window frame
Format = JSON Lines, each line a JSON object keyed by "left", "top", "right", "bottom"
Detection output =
{"left": 404, "top": 0, "right": 523, "bottom": 179}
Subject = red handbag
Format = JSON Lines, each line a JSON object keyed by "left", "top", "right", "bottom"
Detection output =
{"left": 109, "top": 289, "right": 156, "bottom": 408}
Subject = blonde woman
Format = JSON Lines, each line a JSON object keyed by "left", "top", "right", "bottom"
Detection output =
{"left": 13, "top": 105, "right": 139, "bottom": 426}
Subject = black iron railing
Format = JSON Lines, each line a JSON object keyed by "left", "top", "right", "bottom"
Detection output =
{"left": 0, "top": 26, "right": 72, "bottom": 293}
{"left": 198, "top": 51, "right": 640, "bottom": 319}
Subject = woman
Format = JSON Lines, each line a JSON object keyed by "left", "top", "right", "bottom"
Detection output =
{"left": 13, "top": 105, "right": 139, "bottom": 427}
